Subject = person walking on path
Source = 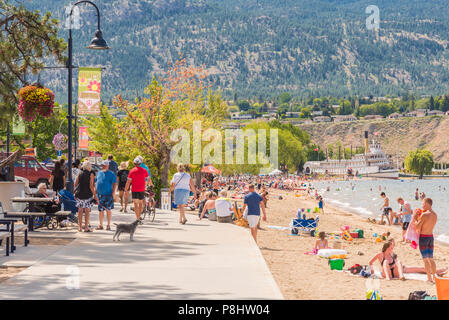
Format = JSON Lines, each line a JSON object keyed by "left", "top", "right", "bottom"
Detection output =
{"left": 107, "top": 155, "right": 118, "bottom": 175}
{"left": 117, "top": 161, "right": 130, "bottom": 213}
{"left": 49, "top": 161, "right": 66, "bottom": 193}
{"left": 74, "top": 160, "right": 97, "bottom": 232}
{"left": 241, "top": 184, "right": 267, "bottom": 243}
{"left": 170, "top": 163, "right": 196, "bottom": 225}
{"left": 125, "top": 157, "right": 150, "bottom": 221}
{"left": 95, "top": 160, "right": 117, "bottom": 231}
{"left": 72, "top": 159, "right": 81, "bottom": 183}
{"left": 414, "top": 198, "right": 438, "bottom": 283}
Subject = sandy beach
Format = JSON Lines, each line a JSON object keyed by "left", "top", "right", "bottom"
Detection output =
{"left": 257, "top": 188, "right": 449, "bottom": 300}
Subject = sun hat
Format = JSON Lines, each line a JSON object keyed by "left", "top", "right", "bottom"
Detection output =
{"left": 102, "top": 160, "right": 110, "bottom": 166}
{"left": 119, "top": 161, "right": 128, "bottom": 170}
{"left": 133, "top": 157, "right": 142, "bottom": 165}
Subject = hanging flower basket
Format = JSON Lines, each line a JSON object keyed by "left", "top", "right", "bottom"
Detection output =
{"left": 52, "top": 133, "right": 68, "bottom": 151}
{"left": 17, "top": 84, "right": 55, "bottom": 121}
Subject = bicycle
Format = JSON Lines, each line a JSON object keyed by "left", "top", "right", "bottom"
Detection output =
{"left": 140, "top": 190, "right": 156, "bottom": 223}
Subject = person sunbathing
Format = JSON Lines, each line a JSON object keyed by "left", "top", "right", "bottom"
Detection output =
{"left": 315, "top": 232, "right": 329, "bottom": 251}
{"left": 369, "top": 240, "right": 447, "bottom": 280}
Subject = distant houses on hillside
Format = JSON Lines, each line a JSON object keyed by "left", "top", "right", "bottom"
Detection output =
{"left": 230, "top": 112, "right": 254, "bottom": 120}
{"left": 332, "top": 115, "right": 357, "bottom": 122}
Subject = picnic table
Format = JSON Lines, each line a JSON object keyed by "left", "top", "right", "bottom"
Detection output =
{"left": 0, "top": 218, "right": 28, "bottom": 255}
{"left": 10, "top": 197, "right": 71, "bottom": 231}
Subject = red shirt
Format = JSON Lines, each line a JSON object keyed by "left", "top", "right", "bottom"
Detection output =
{"left": 128, "top": 166, "right": 149, "bottom": 192}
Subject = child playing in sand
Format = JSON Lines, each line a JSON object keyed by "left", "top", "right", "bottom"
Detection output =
{"left": 315, "top": 232, "right": 329, "bottom": 251}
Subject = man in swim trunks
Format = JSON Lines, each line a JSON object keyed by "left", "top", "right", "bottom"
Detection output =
{"left": 414, "top": 198, "right": 438, "bottom": 283}
{"left": 379, "top": 192, "right": 391, "bottom": 225}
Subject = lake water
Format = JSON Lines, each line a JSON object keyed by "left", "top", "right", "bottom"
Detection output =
{"left": 312, "top": 179, "right": 449, "bottom": 244}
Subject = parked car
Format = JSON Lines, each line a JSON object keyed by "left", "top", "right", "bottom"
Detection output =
{"left": 12, "top": 156, "right": 52, "bottom": 187}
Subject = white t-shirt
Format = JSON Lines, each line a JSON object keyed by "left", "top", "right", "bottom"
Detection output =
{"left": 215, "top": 198, "right": 233, "bottom": 217}
{"left": 171, "top": 172, "right": 191, "bottom": 190}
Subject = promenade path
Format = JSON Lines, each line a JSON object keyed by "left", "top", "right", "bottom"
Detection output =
{"left": 0, "top": 209, "right": 283, "bottom": 300}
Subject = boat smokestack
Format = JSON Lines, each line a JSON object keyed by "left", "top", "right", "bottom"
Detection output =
{"left": 364, "top": 131, "right": 369, "bottom": 155}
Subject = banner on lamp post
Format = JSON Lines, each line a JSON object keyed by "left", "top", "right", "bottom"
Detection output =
{"left": 78, "top": 67, "right": 102, "bottom": 115}
{"left": 79, "top": 127, "right": 89, "bottom": 150}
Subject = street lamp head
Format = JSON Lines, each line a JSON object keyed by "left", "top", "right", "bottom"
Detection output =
{"left": 86, "top": 30, "right": 109, "bottom": 50}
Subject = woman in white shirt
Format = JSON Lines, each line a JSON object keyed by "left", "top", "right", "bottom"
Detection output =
{"left": 170, "top": 163, "right": 196, "bottom": 224}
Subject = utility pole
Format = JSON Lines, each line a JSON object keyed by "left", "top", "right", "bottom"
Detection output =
{"left": 6, "top": 123, "right": 10, "bottom": 156}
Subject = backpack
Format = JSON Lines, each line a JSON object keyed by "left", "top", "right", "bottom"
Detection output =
{"left": 408, "top": 291, "right": 430, "bottom": 300}
{"left": 349, "top": 264, "right": 363, "bottom": 275}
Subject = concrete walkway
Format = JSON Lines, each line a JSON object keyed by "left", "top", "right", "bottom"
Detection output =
{"left": 0, "top": 208, "right": 283, "bottom": 300}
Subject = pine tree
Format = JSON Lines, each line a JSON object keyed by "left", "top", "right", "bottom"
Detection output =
{"left": 0, "top": 0, "right": 66, "bottom": 125}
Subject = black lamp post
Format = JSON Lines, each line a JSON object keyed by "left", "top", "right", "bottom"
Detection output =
{"left": 67, "top": 0, "right": 109, "bottom": 192}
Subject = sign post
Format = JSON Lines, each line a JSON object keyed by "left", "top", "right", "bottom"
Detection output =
{"left": 161, "top": 188, "right": 171, "bottom": 211}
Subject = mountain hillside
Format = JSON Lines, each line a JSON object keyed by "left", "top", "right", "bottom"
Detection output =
{"left": 24, "top": 0, "right": 449, "bottom": 102}
{"left": 299, "top": 116, "right": 449, "bottom": 163}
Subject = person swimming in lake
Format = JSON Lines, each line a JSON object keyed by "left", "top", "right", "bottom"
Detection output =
{"left": 415, "top": 188, "right": 419, "bottom": 200}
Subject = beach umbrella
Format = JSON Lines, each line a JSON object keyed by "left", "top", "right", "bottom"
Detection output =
{"left": 201, "top": 165, "right": 222, "bottom": 175}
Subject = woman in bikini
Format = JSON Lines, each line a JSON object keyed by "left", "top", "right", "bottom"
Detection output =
{"left": 199, "top": 191, "right": 217, "bottom": 221}
{"left": 315, "top": 232, "right": 329, "bottom": 251}
{"left": 369, "top": 239, "right": 447, "bottom": 280}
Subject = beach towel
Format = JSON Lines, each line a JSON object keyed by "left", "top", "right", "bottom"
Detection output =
{"left": 304, "top": 249, "right": 318, "bottom": 255}
{"left": 267, "top": 225, "right": 290, "bottom": 230}
{"left": 405, "top": 223, "right": 419, "bottom": 249}
{"left": 373, "top": 270, "right": 429, "bottom": 281}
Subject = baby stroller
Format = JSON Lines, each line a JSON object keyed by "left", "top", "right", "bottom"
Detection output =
{"left": 58, "top": 189, "right": 78, "bottom": 225}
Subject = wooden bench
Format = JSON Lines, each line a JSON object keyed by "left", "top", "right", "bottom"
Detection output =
{"left": 0, "top": 231, "right": 11, "bottom": 256}
{"left": 14, "top": 224, "right": 29, "bottom": 247}
{"left": 52, "top": 211, "right": 71, "bottom": 216}
{"left": 4, "top": 212, "right": 46, "bottom": 232}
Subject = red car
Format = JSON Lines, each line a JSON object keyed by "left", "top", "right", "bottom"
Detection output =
{"left": 13, "top": 156, "right": 51, "bottom": 187}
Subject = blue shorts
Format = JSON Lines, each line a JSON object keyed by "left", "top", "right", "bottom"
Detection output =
{"left": 419, "top": 235, "right": 434, "bottom": 259}
{"left": 98, "top": 194, "right": 114, "bottom": 211}
{"left": 174, "top": 188, "right": 190, "bottom": 205}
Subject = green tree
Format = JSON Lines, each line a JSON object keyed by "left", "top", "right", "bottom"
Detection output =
{"left": 279, "top": 92, "right": 292, "bottom": 104}
{"left": 404, "top": 149, "right": 434, "bottom": 179}
{"left": 440, "top": 96, "right": 449, "bottom": 112}
{"left": 237, "top": 100, "right": 250, "bottom": 111}
{"left": 84, "top": 104, "right": 125, "bottom": 161}
{"left": 26, "top": 108, "right": 68, "bottom": 161}
{"left": 0, "top": 0, "right": 66, "bottom": 125}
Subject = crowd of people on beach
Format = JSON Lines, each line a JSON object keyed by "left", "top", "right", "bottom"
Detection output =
{"left": 36, "top": 156, "right": 447, "bottom": 285}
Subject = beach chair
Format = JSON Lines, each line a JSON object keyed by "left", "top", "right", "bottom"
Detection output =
{"left": 233, "top": 202, "right": 248, "bottom": 228}
{"left": 290, "top": 216, "right": 319, "bottom": 235}
{"left": 435, "top": 276, "right": 449, "bottom": 300}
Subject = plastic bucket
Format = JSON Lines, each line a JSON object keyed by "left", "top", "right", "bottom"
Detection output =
{"left": 329, "top": 259, "right": 345, "bottom": 270}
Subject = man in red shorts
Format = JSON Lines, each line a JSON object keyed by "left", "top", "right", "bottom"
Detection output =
{"left": 125, "top": 157, "right": 151, "bottom": 220}
{"left": 414, "top": 198, "right": 438, "bottom": 283}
